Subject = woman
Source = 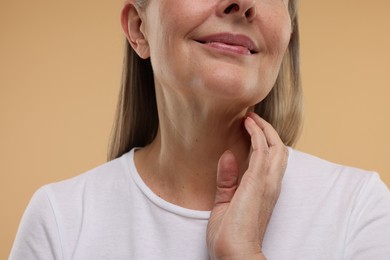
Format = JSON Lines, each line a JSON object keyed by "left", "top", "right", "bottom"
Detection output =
{"left": 10, "top": 0, "right": 390, "bottom": 259}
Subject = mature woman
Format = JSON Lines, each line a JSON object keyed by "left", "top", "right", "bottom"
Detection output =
{"left": 10, "top": 0, "right": 390, "bottom": 259}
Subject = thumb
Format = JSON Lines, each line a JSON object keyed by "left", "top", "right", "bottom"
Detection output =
{"left": 214, "top": 150, "right": 240, "bottom": 206}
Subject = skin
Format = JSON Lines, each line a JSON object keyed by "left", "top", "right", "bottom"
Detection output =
{"left": 121, "top": 0, "right": 291, "bottom": 258}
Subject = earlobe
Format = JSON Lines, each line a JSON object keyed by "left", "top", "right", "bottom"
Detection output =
{"left": 121, "top": 1, "right": 150, "bottom": 59}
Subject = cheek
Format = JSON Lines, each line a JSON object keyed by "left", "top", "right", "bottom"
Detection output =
{"left": 248, "top": 8, "right": 291, "bottom": 102}
{"left": 258, "top": 1, "right": 292, "bottom": 55}
{"left": 145, "top": 2, "right": 183, "bottom": 62}
{"left": 270, "top": 18, "right": 291, "bottom": 58}
{"left": 274, "top": 22, "right": 291, "bottom": 57}
{"left": 147, "top": 1, "right": 213, "bottom": 86}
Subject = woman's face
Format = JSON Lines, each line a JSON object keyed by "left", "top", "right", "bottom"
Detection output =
{"left": 140, "top": 0, "right": 291, "bottom": 106}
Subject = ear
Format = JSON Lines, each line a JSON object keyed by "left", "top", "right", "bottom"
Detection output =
{"left": 121, "top": 0, "right": 150, "bottom": 59}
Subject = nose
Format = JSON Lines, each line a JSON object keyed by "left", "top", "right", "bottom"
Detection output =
{"left": 216, "top": 0, "right": 257, "bottom": 21}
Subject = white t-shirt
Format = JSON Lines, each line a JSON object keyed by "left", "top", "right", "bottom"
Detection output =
{"left": 10, "top": 148, "right": 390, "bottom": 260}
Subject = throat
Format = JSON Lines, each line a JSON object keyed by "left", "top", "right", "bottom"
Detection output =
{"left": 133, "top": 111, "right": 251, "bottom": 211}
{"left": 135, "top": 148, "right": 218, "bottom": 210}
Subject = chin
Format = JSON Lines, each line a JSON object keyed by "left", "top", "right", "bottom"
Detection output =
{"left": 200, "top": 68, "right": 267, "bottom": 102}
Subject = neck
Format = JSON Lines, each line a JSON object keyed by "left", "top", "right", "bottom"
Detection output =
{"left": 135, "top": 90, "right": 252, "bottom": 210}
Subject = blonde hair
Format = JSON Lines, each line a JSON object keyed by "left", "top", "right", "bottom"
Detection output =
{"left": 108, "top": 0, "right": 303, "bottom": 161}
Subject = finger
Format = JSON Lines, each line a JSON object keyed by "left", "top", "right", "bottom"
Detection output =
{"left": 243, "top": 116, "right": 269, "bottom": 180}
{"left": 244, "top": 116, "right": 269, "bottom": 154}
{"left": 247, "top": 112, "right": 283, "bottom": 148}
{"left": 214, "top": 150, "right": 240, "bottom": 205}
{"left": 247, "top": 112, "right": 288, "bottom": 181}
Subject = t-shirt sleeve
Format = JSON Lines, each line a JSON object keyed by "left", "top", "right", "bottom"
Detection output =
{"left": 9, "top": 186, "right": 63, "bottom": 260}
{"left": 344, "top": 173, "right": 390, "bottom": 260}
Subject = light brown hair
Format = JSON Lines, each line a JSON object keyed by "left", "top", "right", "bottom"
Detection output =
{"left": 108, "top": 0, "right": 303, "bottom": 161}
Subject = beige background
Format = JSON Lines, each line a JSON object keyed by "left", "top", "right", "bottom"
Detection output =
{"left": 1, "top": 0, "right": 389, "bottom": 258}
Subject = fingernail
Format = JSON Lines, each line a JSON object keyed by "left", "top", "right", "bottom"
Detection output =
{"left": 246, "top": 116, "right": 255, "bottom": 125}
{"left": 224, "top": 150, "right": 233, "bottom": 155}
{"left": 244, "top": 117, "right": 255, "bottom": 134}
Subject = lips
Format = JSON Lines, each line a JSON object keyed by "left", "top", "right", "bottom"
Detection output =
{"left": 195, "top": 33, "right": 259, "bottom": 55}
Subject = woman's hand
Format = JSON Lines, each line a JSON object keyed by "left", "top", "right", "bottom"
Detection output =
{"left": 207, "top": 112, "right": 288, "bottom": 260}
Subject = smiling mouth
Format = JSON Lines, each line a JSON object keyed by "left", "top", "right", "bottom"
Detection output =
{"left": 196, "top": 41, "right": 256, "bottom": 55}
{"left": 195, "top": 33, "right": 258, "bottom": 55}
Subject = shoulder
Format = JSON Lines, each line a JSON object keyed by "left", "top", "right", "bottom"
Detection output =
{"left": 26, "top": 150, "right": 133, "bottom": 219}
{"left": 284, "top": 148, "right": 389, "bottom": 211}
{"left": 266, "top": 149, "right": 390, "bottom": 258}
{"left": 10, "top": 151, "right": 135, "bottom": 259}
{"left": 44, "top": 152, "right": 132, "bottom": 200}
{"left": 286, "top": 147, "right": 381, "bottom": 186}
{"left": 26, "top": 151, "right": 135, "bottom": 229}
{"left": 284, "top": 147, "right": 390, "bottom": 220}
